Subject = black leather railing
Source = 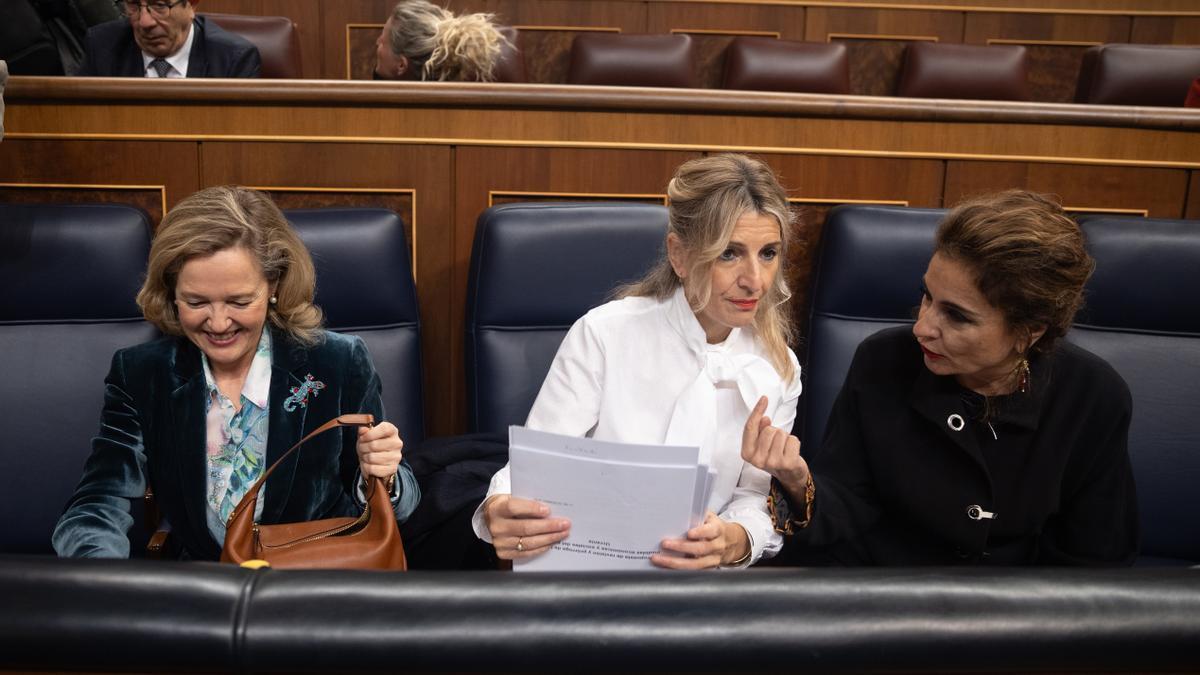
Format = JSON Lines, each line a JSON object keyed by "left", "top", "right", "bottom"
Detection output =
{"left": 2, "top": 556, "right": 1198, "bottom": 673}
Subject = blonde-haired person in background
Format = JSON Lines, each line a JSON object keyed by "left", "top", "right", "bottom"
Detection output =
{"left": 54, "top": 186, "right": 419, "bottom": 559}
{"left": 473, "top": 154, "right": 803, "bottom": 569}
{"left": 373, "top": 0, "right": 506, "bottom": 82}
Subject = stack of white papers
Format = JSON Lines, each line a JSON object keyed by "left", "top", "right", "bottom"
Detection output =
{"left": 509, "top": 426, "right": 713, "bottom": 572}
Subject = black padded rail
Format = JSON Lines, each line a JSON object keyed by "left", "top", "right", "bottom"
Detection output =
{"left": 2, "top": 557, "right": 1199, "bottom": 673}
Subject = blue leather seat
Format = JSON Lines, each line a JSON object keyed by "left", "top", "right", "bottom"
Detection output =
{"left": 800, "top": 204, "right": 943, "bottom": 451}
{"left": 285, "top": 208, "right": 424, "bottom": 444}
{"left": 1071, "top": 215, "right": 1200, "bottom": 566}
{"left": 0, "top": 203, "right": 156, "bottom": 554}
{"left": 464, "top": 202, "right": 668, "bottom": 434}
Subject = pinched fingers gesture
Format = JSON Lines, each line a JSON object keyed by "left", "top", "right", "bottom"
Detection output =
{"left": 483, "top": 495, "right": 571, "bottom": 560}
{"left": 740, "top": 396, "right": 810, "bottom": 498}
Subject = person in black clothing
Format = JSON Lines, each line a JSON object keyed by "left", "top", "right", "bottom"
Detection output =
{"left": 747, "top": 189, "right": 1137, "bottom": 565}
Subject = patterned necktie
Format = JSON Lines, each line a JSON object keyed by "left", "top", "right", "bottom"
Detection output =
{"left": 149, "top": 58, "right": 172, "bottom": 78}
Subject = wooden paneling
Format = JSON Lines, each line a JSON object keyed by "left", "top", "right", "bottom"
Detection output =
{"left": 199, "top": 141, "right": 456, "bottom": 436}
{"left": 752, "top": 154, "right": 945, "bottom": 338}
{"left": 966, "top": 13, "right": 1129, "bottom": 102}
{"left": 1131, "top": 16, "right": 1200, "bottom": 44}
{"left": 197, "top": 0, "right": 324, "bottom": 79}
{"left": 321, "top": 0, "right": 390, "bottom": 80}
{"left": 0, "top": 185, "right": 166, "bottom": 224}
{"left": 0, "top": 139, "right": 199, "bottom": 217}
{"left": 452, "top": 146, "right": 698, "bottom": 428}
{"left": 347, "top": 23, "right": 382, "bottom": 80}
{"left": 809, "top": 8, "right": 962, "bottom": 96}
{"left": 944, "top": 161, "right": 1189, "bottom": 218}
{"left": 1188, "top": 172, "right": 1200, "bottom": 220}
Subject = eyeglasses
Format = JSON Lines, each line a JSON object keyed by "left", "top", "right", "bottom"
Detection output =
{"left": 115, "top": 0, "right": 188, "bottom": 19}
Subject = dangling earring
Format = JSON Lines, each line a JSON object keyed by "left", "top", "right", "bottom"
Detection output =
{"left": 1016, "top": 355, "right": 1031, "bottom": 394}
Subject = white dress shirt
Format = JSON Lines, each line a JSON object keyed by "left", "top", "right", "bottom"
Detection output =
{"left": 472, "top": 286, "right": 802, "bottom": 565}
{"left": 141, "top": 19, "right": 195, "bottom": 78}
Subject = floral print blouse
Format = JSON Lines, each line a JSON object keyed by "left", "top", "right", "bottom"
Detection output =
{"left": 202, "top": 329, "right": 272, "bottom": 543}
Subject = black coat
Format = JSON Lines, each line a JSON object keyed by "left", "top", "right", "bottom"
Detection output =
{"left": 78, "top": 15, "right": 260, "bottom": 77}
{"left": 781, "top": 326, "right": 1137, "bottom": 566}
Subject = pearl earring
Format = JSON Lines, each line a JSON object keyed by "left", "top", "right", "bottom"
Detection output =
{"left": 270, "top": 296, "right": 277, "bottom": 305}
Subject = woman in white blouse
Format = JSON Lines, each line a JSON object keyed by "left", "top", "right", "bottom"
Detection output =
{"left": 473, "top": 154, "right": 804, "bottom": 569}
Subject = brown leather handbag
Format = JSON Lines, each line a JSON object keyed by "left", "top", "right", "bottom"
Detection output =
{"left": 220, "top": 413, "right": 408, "bottom": 570}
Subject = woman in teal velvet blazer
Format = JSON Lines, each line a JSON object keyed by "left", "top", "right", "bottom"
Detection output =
{"left": 53, "top": 186, "right": 419, "bottom": 560}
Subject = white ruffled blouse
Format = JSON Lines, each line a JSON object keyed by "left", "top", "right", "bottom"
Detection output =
{"left": 472, "top": 287, "right": 802, "bottom": 565}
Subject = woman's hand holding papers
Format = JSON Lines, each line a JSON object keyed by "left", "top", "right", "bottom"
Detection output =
{"left": 652, "top": 512, "right": 750, "bottom": 569}
{"left": 482, "top": 495, "right": 571, "bottom": 560}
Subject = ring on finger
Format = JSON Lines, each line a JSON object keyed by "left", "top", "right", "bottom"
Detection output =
{"left": 516, "top": 537, "right": 524, "bottom": 552}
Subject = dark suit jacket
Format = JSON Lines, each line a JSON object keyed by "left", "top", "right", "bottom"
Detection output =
{"left": 53, "top": 329, "right": 419, "bottom": 560}
{"left": 78, "top": 15, "right": 260, "bottom": 77}
{"left": 778, "top": 326, "right": 1137, "bottom": 566}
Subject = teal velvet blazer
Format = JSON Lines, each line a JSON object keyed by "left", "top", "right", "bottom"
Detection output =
{"left": 53, "top": 328, "right": 420, "bottom": 560}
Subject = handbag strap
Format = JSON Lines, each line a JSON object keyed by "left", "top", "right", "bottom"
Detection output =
{"left": 226, "top": 413, "right": 375, "bottom": 525}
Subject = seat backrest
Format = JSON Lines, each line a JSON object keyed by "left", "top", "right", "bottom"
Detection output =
{"left": 0, "top": 203, "right": 156, "bottom": 554}
{"left": 801, "top": 204, "right": 944, "bottom": 451}
{"left": 1074, "top": 44, "right": 1200, "bottom": 107}
{"left": 1070, "top": 215, "right": 1200, "bottom": 565}
{"left": 465, "top": 202, "right": 668, "bottom": 433}
{"left": 284, "top": 209, "right": 424, "bottom": 444}
{"left": 493, "top": 26, "right": 526, "bottom": 83}
{"left": 722, "top": 38, "right": 849, "bottom": 94}
{"left": 896, "top": 42, "right": 1030, "bottom": 101}
{"left": 202, "top": 12, "right": 301, "bottom": 79}
{"left": 1, "top": 59, "right": 7, "bottom": 140}
{"left": 567, "top": 33, "right": 697, "bottom": 88}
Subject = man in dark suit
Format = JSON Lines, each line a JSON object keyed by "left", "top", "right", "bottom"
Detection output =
{"left": 79, "top": 0, "right": 259, "bottom": 78}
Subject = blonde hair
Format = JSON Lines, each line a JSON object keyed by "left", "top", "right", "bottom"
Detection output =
{"left": 386, "top": 0, "right": 507, "bottom": 82}
{"left": 137, "top": 186, "right": 324, "bottom": 345}
{"left": 620, "top": 154, "right": 798, "bottom": 381}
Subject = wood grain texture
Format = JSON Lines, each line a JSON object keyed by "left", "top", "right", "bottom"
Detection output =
{"left": 1131, "top": 16, "right": 1200, "bottom": 44}
{"left": 1188, "top": 172, "right": 1200, "bottom": 220}
{"left": 0, "top": 138, "right": 199, "bottom": 215}
{"left": 0, "top": 185, "right": 165, "bottom": 225}
{"left": 944, "top": 161, "right": 1189, "bottom": 218}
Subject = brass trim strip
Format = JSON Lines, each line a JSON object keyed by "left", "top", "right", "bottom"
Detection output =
{"left": 1064, "top": 205, "right": 1150, "bottom": 216}
{"left": 828, "top": 32, "right": 940, "bottom": 42}
{"left": 789, "top": 197, "right": 910, "bottom": 205}
{"left": 670, "top": 28, "right": 783, "bottom": 38}
{"left": 0, "top": 181, "right": 168, "bottom": 218}
{"left": 249, "top": 185, "right": 419, "bottom": 279}
{"left": 6, "top": 132, "right": 1199, "bottom": 170}
{"left": 512, "top": 25, "right": 623, "bottom": 33}
{"left": 986, "top": 38, "right": 1103, "bottom": 47}
{"left": 489, "top": 190, "right": 669, "bottom": 207}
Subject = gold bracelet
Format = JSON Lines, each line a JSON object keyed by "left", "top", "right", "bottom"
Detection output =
{"left": 721, "top": 523, "right": 753, "bottom": 568}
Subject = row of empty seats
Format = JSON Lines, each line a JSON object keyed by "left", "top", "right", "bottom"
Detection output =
{"left": 190, "top": 11, "right": 1200, "bottom": 106}
{"left": 3, "top": 199, "right": 1196, "bottom": 565}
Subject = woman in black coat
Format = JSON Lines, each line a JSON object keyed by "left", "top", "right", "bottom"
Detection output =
{"left": 746, "top": 190, "right": 1137, "bottom": 565}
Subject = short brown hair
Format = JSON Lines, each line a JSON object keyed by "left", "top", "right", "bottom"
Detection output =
{"left": 935, "top": 189, "right": 1094, "bottom": 354}
{"left": 619, "top": 153, "right": 798, "bottom": 381}
{"left": 137, "top": 186, "right": 324, "bottom": 345}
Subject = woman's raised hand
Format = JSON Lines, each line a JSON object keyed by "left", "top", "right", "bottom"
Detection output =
{"left": 741, "top": 396, "right": 810, "bottom": 501}
{"left": 483, "top": 495, "right": 571, "bottom": 560}
{"left": 356, "top": 422, "right": 403, "bottom": 480}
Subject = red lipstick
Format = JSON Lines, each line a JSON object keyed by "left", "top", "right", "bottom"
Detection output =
{"left": 920, "top": 344, "right": 943, "bottom": 360}
{"left": 729, "top": 298, "right": 758, "bottom": 310}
